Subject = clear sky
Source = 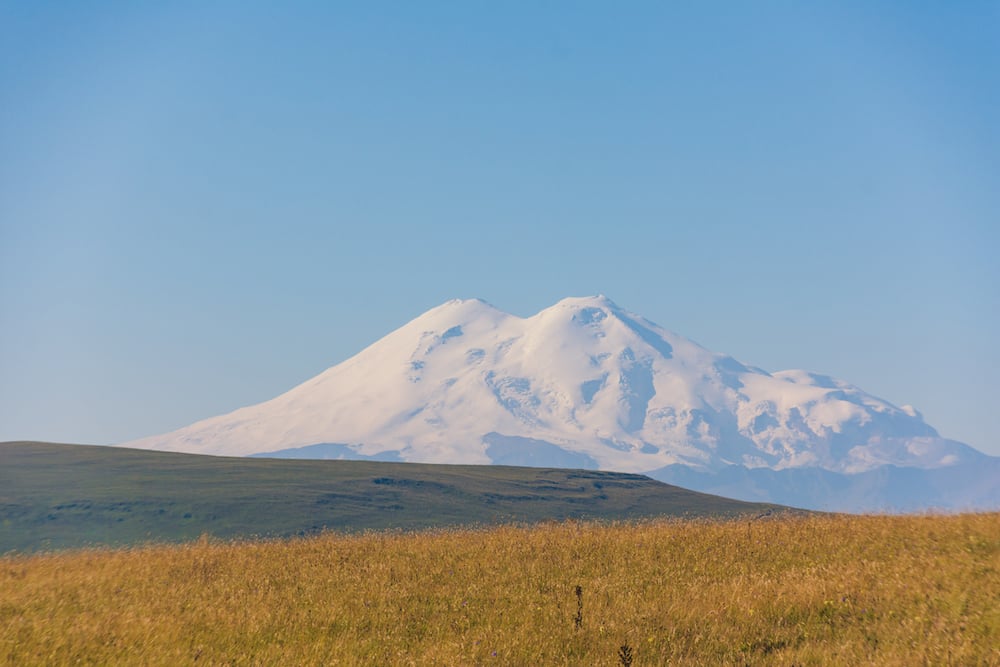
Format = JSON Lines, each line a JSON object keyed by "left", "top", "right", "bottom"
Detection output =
{"left": 2, "top": 2, "right": 998, "bottom": 455}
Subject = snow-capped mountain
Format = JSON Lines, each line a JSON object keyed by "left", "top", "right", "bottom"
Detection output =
{"left": 125, "top": 296, "right": 997, "bottom": 511}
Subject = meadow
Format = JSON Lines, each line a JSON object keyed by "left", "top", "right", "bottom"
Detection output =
{"left": 0, "top": 442, "right": 781, "bottom": 553}
{"left": 2, "top": 512, "right": 997, "bottom": 665}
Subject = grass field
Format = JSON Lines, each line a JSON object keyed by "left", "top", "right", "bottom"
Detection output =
{"left": 2, "top": 512, "right": 997, "bottom": 665}
{"left": 0, "top": 442, "right": 784, "bottom": 553}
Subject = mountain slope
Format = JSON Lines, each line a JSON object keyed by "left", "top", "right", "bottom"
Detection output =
{"left": 124, "top": 296, "right": 995, "bottom": 511}
{"left": 0, "top": 441, "right": 786, "bottom": 553}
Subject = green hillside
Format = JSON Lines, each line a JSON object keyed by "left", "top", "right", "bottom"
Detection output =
{"left": 0, "top": 441, "right": 788, "bottom": 553}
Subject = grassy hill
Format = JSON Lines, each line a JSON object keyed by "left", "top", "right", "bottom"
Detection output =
{"left": 2, "top": 513, "right": 996, "bottom": 665}
{"left": 0, "top": 441, "right": 785, "bottom": 553}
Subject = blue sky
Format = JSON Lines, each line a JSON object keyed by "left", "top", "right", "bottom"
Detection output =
{"left": 2, "top": 2, "right": 998, "bottom": 455}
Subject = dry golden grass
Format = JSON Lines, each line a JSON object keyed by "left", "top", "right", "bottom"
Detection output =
{"left": 2, "top": 513, "right": 998, "bottom": 665}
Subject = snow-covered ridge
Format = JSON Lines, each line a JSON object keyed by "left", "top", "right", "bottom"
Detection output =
{"left": 125, "top": 295, "right": 984, "bottom": 480}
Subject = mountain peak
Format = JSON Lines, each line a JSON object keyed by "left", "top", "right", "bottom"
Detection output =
{"left": 431, "top": 297, "right": 498, "bottom": 312}
{"left": 536, "top": 295, "right": 631, "bottom": 328}
{"left": 550, "top": 294, "right": 622, "bottom": 311}
{"left": 415, "top": 297, "right": 504, "bottom": 323}
{"left": 442, "top": 297, "right": 492, "bottom": 308}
